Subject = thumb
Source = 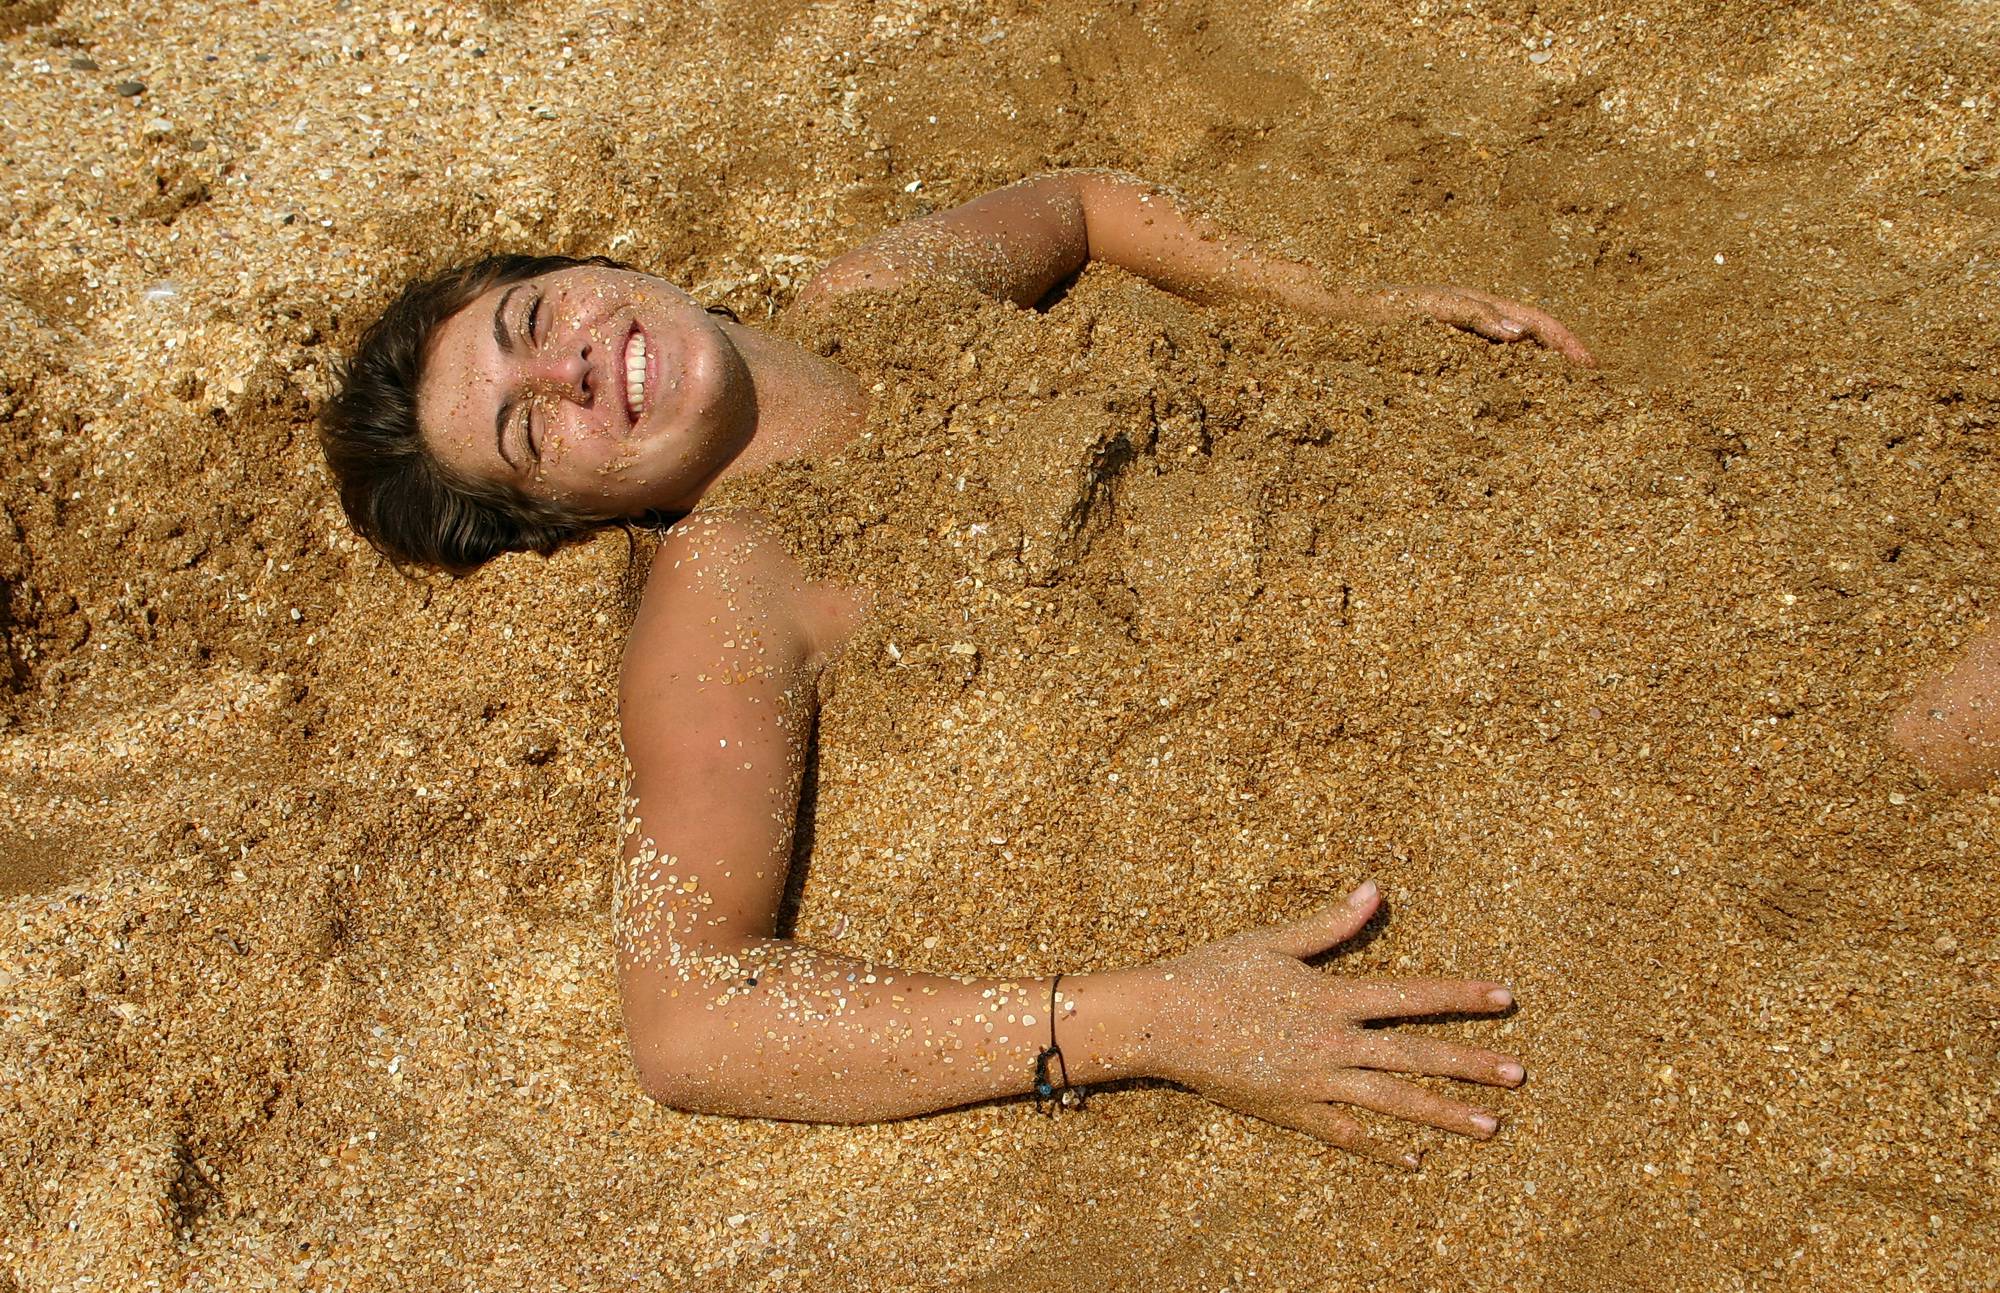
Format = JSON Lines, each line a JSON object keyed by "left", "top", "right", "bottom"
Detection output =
{"left": 1262, "top": 881, "right": 1380, "bottom": 959}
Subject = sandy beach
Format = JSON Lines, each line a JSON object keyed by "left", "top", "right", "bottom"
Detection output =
{"left": 2, "top": 0, "right": 1996, "bottom": 1288}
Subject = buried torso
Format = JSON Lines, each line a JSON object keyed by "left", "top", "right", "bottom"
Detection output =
{"left": 613, "top": 269, "right": 1372, "bottom": 969}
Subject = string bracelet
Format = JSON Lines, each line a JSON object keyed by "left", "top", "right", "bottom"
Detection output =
{"left": 1031, "top": 973, "right": 1086, "bottom": 1113}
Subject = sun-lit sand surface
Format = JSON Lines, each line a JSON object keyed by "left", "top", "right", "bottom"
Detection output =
{"left": 2, "top": 1, "right": 1996, "bottom": 1289}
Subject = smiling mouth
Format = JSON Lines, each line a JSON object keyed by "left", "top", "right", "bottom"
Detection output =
{"left": 622, "top": 324, "right": 648, "bottom": 423}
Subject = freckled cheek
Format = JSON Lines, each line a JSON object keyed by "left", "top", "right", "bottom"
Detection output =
{"left": 547, "top": 414, "right": 615, "bottom": 462}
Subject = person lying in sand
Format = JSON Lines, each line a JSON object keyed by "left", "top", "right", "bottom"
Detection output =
{"left": 318, "top": 171, "right": 1595, "bottom": 1167}
{"left": 1891, "top": 626, "right": 2000, "bottom": 789}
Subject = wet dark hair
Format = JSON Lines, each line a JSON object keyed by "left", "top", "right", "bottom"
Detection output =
{"left": 318, "top": 252, "right": 639, "bottom": 575}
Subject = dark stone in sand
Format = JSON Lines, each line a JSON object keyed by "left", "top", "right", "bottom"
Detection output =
{"left": 114, "top": 79, "right": 145, "bottom": 96}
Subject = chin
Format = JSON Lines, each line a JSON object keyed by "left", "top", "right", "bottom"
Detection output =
{"left": 618, "top": 425, "right": 740, "bottom": 515}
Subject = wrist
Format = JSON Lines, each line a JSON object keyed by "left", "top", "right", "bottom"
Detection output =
{"left": 1060, "top": 965, "right": 1168, "bottom": 1083}
{"left": 1268, "top": 270, "right": 1401, "bottom": 326}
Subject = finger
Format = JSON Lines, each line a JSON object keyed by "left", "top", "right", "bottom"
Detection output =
{"left": 1350, "top": 1032, "right": 1526, "bottom": 1088}
{"left": 1336, "top": 978, "right": 1514, "bottom": 1021}
{"left": 1263, "top": 881, "right": 1380, "bottom": 959}
{"left": 1502, "top": 311, "right": 1594, "bottom": 365}
{"left": 1516, "top": 313, "right": 1597, "bottom": 366}
{"left": 1463, "top": 309, "right": 1529, "bottom": 341}
{"left": 1325, "top": 1071, "right": 1503, "bottom": 1140}
{"left": 1411, "top": 288, "right": 1498, "bottom": 335}
{"left": 1254, "top": 1100, "right": 1421, "bottom": 1170}
{"left": 1449, "top": 291, "right": 1597, "bottom": 366}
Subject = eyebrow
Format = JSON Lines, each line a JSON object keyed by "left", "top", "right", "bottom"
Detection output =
{"left": 491, "top": 285, "right": 526, "bottom": 468}
{"left": 493, "top": 284, "right": 524, "bottom": 354}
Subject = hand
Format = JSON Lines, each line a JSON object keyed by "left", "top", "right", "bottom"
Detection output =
{"left": 1384, "top": 284, "right": 1597, "bottom": 365}
{"left": 1139, "top": 880, "right": 1524, "bottom": 1168}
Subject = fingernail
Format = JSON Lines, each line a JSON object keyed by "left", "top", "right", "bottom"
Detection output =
{"left": 1498, "top": 1062, "right": 1525, "bottom": 1084}
{"left": 1499, "top": 319, "right": 1526, "bottom": 336}
{"left": 1401, "top": 1152, "right": 1423, "bottom": 1170}
{"left": 1471, "top": 1113, "right": 1499, "bottom": 1135}
{"left": 1349, "top": 880, "right": 1378, "bottom": 906}
{"left": 1487, "top": 987, "right": 1514, "bottom": 1008}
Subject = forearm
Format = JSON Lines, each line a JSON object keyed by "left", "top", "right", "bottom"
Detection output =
{"left": 619, "top": 877, "right": 1532, "bottom": 1165}
{"left": 1066, "top": 171, "right": 1595, "bottom": 361}
{"left": 814, "top": 169, "right": 1370, "bottom": 316}
{"left": 800, "top": 170, "right": 1591, "bottom": 360}
{"left": 1063, "top": 169, "right": 1387, "bottom": 319}
{"left": 621, "top": 933, "right": 1158, "bottom": 1121}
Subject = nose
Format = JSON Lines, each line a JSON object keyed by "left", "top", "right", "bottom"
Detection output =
{"left": 524, "top": 340, "right": 596, "bottom": 406}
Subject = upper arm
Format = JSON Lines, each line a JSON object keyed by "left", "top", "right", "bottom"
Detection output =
{"left": 795, "top": 172, "right": 1099, "bottom": 311}
{"left": 615, "top": 513, "right": 819, "bottom": 983}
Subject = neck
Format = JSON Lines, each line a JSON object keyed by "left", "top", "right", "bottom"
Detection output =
{"left": 707, "top": 322, "right": 868, "bottom": 490}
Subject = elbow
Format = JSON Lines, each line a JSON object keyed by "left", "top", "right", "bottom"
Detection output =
{"left": 623, "top": 992, "right": 739, "bottom": 1114}
{"left": 624, "top": 1004, "right": 872, "bottom": 1124}
{"left": 628, "top": 1042, "right": 701, "bottom": 1113}
{"left": 630, "top": 1035, "right": 742, "bottom": 1117}
{"left": 622, "top": 987, "right": 884, "bottom": 1125}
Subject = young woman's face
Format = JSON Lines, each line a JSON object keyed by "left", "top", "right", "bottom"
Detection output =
{"left": 417, "top": 266, "right": 754, "bottom": 518}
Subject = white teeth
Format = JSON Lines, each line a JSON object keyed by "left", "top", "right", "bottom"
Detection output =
{"left": 623, "top": 331, "right": 647, "bottom": 419}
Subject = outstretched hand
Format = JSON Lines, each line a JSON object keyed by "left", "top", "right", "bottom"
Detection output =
{"left": 1387, "top": 284, "right": 1597, "bottom": 365}
{"left": 1141, "top": 881, "right": 1523, "bottom": 1168}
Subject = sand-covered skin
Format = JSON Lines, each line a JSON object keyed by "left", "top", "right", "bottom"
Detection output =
{"left": 2, "top": 1, "right": 1996, "bottom": 1289}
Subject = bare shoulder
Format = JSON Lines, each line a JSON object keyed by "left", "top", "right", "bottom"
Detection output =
{"left": 621, "top": 511, "right": 818, "bottom": 700}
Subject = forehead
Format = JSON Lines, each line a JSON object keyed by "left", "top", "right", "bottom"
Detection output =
{"left": 415, "top": 276, "right": 526, "bottom": 477}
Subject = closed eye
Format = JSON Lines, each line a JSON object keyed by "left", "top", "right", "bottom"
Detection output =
{"left": 516, "top": 292, "right": 546, "bottom": 463}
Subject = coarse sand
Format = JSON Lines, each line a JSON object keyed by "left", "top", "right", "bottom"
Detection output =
{"left": 1, "top": 1, "right": 1996, "bottom": 1290}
